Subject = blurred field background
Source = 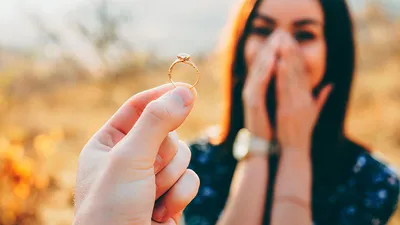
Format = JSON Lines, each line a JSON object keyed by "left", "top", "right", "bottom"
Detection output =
{"left": 0, "top": 0, "right": 399, "bottom": 224}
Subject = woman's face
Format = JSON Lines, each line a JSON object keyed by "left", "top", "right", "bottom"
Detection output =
{"left": 244, "top": 0, "right": 326, "bottom": 89}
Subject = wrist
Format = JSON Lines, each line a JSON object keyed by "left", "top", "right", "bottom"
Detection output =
{"left": 280, "top": 150, "right": 311, "bottom": 168}
{"left": 274, "top": 195, "right": 311, "bottom": 209}
{"left": 243, "top": 111, "right": 273, "bottom": 140}
{"left": 281, "top": 147, "right": 310, "bottom": 156}
{"left": 275, "top": 152, "right": 312, "bottom": 203}
{"left": 241, "top": 154, "right": 269, "bottom": 164}
{"left": 281, "top": 141, "right": 311, "bottom": 157}
{"left": 244, "top": 124, "right": 272, "bottom": 141}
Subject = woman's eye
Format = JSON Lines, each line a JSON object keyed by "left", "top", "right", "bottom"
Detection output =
{"left": 250, "top": 27, "right": 273, "bottom": 37}
{"left": 294, "top": 31, "right": 315, "bottom": 42}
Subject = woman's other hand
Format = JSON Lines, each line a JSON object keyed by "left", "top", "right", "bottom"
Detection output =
{"left": 73, "top": 83, "right": 200, "bottom": 225}
{"left": 276, "top": 33, "right": 332, "bottom": 154}
{"left": 242, "top": 31, "right": 281, "bottom": 140}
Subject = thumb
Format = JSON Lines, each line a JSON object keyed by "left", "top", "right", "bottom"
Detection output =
{"left": 113, "top": 84, "right": 197, "bottom": 169}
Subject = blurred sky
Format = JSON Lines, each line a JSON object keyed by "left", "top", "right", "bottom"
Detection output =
{"left": 0, "top": 0, "right": 399, "bottom": 67}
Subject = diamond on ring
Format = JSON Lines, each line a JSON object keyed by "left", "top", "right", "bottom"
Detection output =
{"left": 177, "top": 53, "right": 191, "bottom": 61}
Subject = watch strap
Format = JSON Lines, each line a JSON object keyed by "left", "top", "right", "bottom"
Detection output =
{"left": 233, "top": 128, "right": 280, "bottom": 160}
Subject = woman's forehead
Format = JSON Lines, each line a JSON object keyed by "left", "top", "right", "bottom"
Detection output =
{"left": 256, "top": 0, "right": 324, "bottom": 23}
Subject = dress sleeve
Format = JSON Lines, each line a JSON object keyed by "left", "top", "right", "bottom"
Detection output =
{"left": 183, "top": 138, "right": 236, "bottom": 225}
{"left": 339, "top": 157, "right": 400, "bottom": 225}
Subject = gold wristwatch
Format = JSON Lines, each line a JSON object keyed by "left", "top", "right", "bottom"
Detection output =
{"left": 233, "top": 128, "right": 279, "bottom": 161}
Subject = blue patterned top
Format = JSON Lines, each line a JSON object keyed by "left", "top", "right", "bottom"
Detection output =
{"left": 183, "top": 135, "right": 400, "bottom": 225}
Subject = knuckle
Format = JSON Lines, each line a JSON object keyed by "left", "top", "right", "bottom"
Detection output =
{"left": 179, "top": 141, "right": 191, "bottom": 164}
{"left": 162, "top": 134, "right": 177, "bottom": 150}
{"left": 108, "top": 150, "right": 126, "bottom": 166}
{"left": 145, "top": 101, "right": 174, "bottom": 123}
{"left": 168, "top": 131, "right": 179, "bottom": 144}
{"left": 77, "top": 145, "right": 106, "bottom": 172}
{"left": 109, "top": 150, "right": 152, "bottom": 175}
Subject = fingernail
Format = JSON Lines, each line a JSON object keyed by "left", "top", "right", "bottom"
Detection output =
{"left": 171, "top": 86, "right": 194, "bottom": 107}
{"left": 152, "top": 205, "right": 167, "bottom": 221}
{"left": 154, "top": 155, "right": 162, "bottom": 173}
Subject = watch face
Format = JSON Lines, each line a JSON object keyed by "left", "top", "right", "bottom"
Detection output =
{"left": 233, "top": 128, "right": 250, "bottom": 160}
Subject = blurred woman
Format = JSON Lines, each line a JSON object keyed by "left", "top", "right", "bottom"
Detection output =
{"left": 183, "top": 0, "right": 400, "bottom": 224}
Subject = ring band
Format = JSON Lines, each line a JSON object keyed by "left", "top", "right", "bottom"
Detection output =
{"left": 168, "top": 53, "right": 200, "bottom": 89}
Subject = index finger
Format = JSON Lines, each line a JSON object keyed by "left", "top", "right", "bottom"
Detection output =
{"left": 249, "top": 32, "right": 281, "bottom": 78}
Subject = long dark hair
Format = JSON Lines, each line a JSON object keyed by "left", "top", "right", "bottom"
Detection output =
{"left": 211, "top": 0, "right": 367, "bottom": 222}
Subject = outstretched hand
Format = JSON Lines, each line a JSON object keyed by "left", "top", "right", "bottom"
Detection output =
{"left": 73, "top": 83, "right": 200, "bottom": 225}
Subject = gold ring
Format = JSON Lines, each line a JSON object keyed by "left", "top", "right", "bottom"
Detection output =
{"left": 168, "top": 53, "right": 200, "bottom": 89}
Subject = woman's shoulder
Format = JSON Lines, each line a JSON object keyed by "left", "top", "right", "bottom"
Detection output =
{"left": 352, "top": 151, "right": 400, "bottom": 188}
{"left": 335, "top": 151, "right": 400, "bottom": 224}
{"left": 341, "top": 139, "right": 399, "bottom": 192}
{"left": 349, "top": 151, "right": 400, "bottom": 209}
